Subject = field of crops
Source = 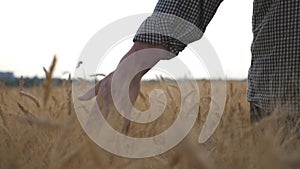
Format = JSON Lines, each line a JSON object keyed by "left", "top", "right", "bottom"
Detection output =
{"left": 0, "top": 74, "right": 299, "bottom": 169}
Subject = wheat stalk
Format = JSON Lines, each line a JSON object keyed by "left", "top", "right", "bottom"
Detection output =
{"left": 159, "top": 75, "right": 165, "bottom": 82}
{"left": 66, "top": 74, "right": 72, "bottom": 115}
{"left": 19, "top": 76, "right": 24, "bottom": 92}
{"left": 20, "top": 91, "right": 40, "bottom": 108}
{"left": 0, "top": 106, "right": 10, "bottom": 137}
{"left": 17, "top": 102, "right": 57, "bottom": 128}
{"left": 17, "top": 102, "right": 32, "bottom": 116}
{"left": 19, "top": 76, "right": 41, "bottom": 108}
{"left": 17, "top": 102, "right": 35, "bottom": 125}
{"left": 76, "top": 61, "right": 83, "bottom": 68}
{"left": 43, "top": 55, "right": 57, "bottom": 107}
{"left": 89, "top": 73, "right": 106, "bottom": 77}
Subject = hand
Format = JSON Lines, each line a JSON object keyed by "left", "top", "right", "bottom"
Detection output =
{"left": 78, "top": 42, "right": 169, "bottom": 134}
{"left": 79, "top": 71, "right": 140, "bottom": 133}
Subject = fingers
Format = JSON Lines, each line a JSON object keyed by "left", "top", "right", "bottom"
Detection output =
{"left": 84, "top": 102, "right": 102, "bottom": 134}
{"left": 78, "top": 86, "right": 96, "bottom": 101}
{"left": 78, "top": 81, "right": 101, "bottom": 101}
{"left": 122, "top": 119, "right": 131, "bottom": 135}
{"left": 79, "top": 71, "right": 132, "bottom": 135}
{"left": 99, "top": 93, "right": 110, "bottom": 119}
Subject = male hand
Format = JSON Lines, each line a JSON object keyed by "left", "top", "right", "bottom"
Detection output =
{"left": 78, "top": 42, "right": 169, "bottom": 134}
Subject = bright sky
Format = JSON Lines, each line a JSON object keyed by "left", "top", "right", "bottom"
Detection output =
{"left": 0, "top": 0, "right": 253, "bottom": 79}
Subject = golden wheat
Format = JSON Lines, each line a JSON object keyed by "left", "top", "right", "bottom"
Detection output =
{"left": 0, "top": 59, "right": 299, "bottom": 168}
{"left": 43, "top": 55, "right": 57, "bottom": 108}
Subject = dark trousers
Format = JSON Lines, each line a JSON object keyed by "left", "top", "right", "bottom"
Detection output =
{"left": 249, "top": 102, "right": 271, "bottom": 124}
{"left": 250, "top": 101, "right": 300, "bottom": 131}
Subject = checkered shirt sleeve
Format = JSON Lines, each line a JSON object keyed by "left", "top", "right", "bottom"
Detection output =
{"left": 133, "top": 0, "right": 223, "bottom": 55}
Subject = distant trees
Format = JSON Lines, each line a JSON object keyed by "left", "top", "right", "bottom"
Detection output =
{"left": 0, "top": 72, "right": 63, "bottom": 87}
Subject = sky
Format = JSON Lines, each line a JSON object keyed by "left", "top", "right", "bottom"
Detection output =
{"left": 0, "top": 0, "right": 253, "bottom": 79}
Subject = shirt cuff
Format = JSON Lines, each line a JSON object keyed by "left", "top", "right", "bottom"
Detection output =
{"left": 133, "top": 12, "right": 203, "bottom": 56}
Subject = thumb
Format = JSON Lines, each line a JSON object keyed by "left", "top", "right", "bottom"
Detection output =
{"left": 78, "top": 81, "right": 101, "bottom": 101}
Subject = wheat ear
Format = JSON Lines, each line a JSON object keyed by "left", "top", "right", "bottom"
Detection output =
{"left": 18, "top": 76, "right": 41, "bottom": 108}
{"left": 43, "top": 55, "right": 57, "bottom": 107}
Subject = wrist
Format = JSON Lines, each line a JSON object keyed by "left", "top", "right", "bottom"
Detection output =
{"left": 117, "top": 42, "right": 171, "bottom": 81}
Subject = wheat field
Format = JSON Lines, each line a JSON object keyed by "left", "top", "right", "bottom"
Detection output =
{"left": 0, "top": 59, "right": 299, "bottom": 169}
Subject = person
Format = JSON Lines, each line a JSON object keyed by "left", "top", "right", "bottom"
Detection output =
{"left": 79, "top": 0, "right": 300, "bottom": 132}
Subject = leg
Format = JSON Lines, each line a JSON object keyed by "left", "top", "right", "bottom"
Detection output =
{"left": 250, "top": 101, "right": 271, "bottom": 124}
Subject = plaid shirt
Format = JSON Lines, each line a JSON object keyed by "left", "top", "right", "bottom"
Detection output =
{"left": 134, "top": 0, "right": 300, "bottom": 113}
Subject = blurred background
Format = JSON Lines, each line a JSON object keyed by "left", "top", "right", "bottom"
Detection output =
{"left": 0, "top": 0, "right": 252, "bottom": 80}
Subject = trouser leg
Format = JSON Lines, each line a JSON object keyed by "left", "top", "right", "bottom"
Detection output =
{"left": 249, "top": 101, "right": 271, "bottom": 124}
{"left": 250, "top": 101, "right": 300, "bottom": 139}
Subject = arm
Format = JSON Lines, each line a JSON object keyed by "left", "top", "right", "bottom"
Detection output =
{"left": 79, "top": 0, "right": 224, "bottom": 133}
